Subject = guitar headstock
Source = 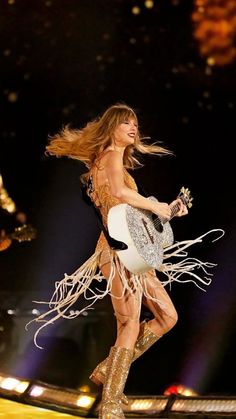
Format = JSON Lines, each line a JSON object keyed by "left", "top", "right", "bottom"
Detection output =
{"left": 178, "top": 186, "right": 193, "bottom": 209}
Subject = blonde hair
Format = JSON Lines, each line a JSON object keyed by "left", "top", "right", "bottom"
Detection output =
{"left": 46, "top": 103, "right": 172, "bottom": 172}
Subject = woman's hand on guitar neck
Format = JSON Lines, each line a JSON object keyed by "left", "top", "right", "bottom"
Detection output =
{"left": 151, "top": 201, "right": 171, "bottom": 220}
{"left": 169, "top": 198, "right": 188, "bottom": 217}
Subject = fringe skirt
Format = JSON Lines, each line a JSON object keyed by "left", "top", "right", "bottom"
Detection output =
{"left": 26, "top": 228, "right": 224, "bottom": 348}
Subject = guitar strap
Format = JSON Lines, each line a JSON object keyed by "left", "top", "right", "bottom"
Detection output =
{"left": 80, "top": 181, "right": 128, "bottom": 251}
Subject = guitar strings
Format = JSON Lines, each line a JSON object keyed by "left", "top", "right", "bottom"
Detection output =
{"left": 153, "top": 203, "right": 180, "bottom": 229}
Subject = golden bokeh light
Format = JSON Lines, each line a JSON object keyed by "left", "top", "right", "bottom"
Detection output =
{"left": 132, "top": 6, "right": 141, "bottom": 15}
{"left": 144, "top": 0, "right": 154, "bottom": 9}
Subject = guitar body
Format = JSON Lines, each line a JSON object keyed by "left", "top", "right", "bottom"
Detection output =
{"left": 107, "top": 196, "right": 174, "bottom": 274}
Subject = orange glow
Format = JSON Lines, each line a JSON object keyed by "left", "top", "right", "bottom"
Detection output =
{"left": 192, "top": 0, "right": 236, "bottom": 66}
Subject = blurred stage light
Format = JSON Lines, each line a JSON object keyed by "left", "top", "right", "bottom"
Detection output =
{"left": 192, "top": 0, "right": 236, "bottom": 66}
{"left": 132, "top": 6, "right": 141, "bottom": 15}
{"left": 144, "top": 0, "right": 154, "bottom": 8}
{"left": 29, "top": 385, "right": 45, "bottom": 397}
{"left": 78, "top": 384, "right": 91, "bottom": 393}
{"left": 76, "top": 394, "right": 95, "bottom": 409}
{"left": 172, "top": 396, "right": 236, "bottom": 414}
{"left": 0, "top": 371, "right": 97, "bottom": 416}
{"left": 124, "top": 396, "right": 168, "bottom": 414}
{"left": 26, "top": 383, "right": 97, "bottom": 415}
{"left": 122, "top": 395, "right": 236, "bottom": 416}
{"left": 2, "top": 371, "right": 236, "bottom": 417}
{"left": 0, "top": 374, "right": 30, "bottom": 394}
{"left": 7, "top": 309, "right": 16, "bottom": 315}
{"left": 164, "top": 383, "right": 198, "bottom": 396}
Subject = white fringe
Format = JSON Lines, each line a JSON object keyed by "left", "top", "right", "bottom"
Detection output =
{"left": 160, "top": 228, "right": 225, "bottom": 291}
{"left": 25, "top": 252, "right": 106, "bottom": 349}
{"left": 26, "top": 229, "right": 225, "bottom": 348}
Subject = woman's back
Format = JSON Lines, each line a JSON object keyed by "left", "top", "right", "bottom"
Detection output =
{"left": 89, "top": 150, "right": 138, "bottom": 226}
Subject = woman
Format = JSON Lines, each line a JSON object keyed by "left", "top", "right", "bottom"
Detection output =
{"left": 28, "top": 103, "right": 219, "bottom": 419}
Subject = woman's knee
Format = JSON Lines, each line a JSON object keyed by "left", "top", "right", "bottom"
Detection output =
{"left": 116, "top": 315, "right": 140, "bottom": 339}
{"left": 151, "top": 306, "right": 178, "bottom": 335}
{"left": 163, "top": 307, "right": 178, "bottom": 332}
{"left": 168, "top": 308, "right": 178, "bottom": 328}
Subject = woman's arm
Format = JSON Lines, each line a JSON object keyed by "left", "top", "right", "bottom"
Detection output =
{"left": 104, "top": 151, "right": 171, "bottom": 220}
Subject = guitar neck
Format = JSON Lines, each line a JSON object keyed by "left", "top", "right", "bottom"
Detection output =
{"left": 152, "top": 186, "right": 192, "bottom": 228}
{"left": 169, "top": 193, "right": 190, "bottom": 220}
{"left": 170, "top": 202, "right": 180, "bottom": 220}
{"left": 151, "top": 201, "right": 180, "bottom": 229}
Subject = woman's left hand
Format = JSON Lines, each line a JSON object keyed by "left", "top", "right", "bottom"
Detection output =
{"left": 170, "top": 198, "right": 188, "bottom": 217}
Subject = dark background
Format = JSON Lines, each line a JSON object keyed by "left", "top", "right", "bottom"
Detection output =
{"left": 0, "top": 0, "right": 235, "bottom": 397}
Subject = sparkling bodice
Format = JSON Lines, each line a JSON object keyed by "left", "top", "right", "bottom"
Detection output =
{"left": 93, "top": 170, "right": 137, "bottom": 225}
{"left": 87, "top": 167, "right": 138, "bottom": 252}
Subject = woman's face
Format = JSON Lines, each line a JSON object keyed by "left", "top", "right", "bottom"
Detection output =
{"left": 112, "top": 118, "right": 138, "bottom": 148}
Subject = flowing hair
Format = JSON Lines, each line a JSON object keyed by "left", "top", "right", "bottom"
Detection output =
{"left": 46, "top": 103, "right": 172, "bottom": 176}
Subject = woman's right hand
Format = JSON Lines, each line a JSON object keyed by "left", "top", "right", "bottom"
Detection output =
{"left": 151, "top": 202, "right": 171, "bottom": 220}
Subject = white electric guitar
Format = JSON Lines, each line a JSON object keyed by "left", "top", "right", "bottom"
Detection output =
{"left": 107, "top": 187, "right": 193, "bottom": 274}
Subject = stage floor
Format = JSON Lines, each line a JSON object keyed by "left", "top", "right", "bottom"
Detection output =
{"left": 0, "top": 397, "right": 82, "bottom": 419}
{"left": 0, "top": 397, "right": 166, "bottom": 419}
{"left": 1, "top": 395, "right": 236, "bottom": 419}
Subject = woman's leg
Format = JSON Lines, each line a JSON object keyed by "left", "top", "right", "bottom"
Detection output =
{"left": 141, "top": 270, "right": 178, "bottom": 336}
{"left": 90, "top": 265, "right": 177, "bottom": 389}
{"left": 90, "top": 251, "right": 141, "bottom": 387}
{"left": 102, "top": 257, "right": 142, "bottom": 349}
{"left": 98, "top": 258, "right": 142, "bottom": 418}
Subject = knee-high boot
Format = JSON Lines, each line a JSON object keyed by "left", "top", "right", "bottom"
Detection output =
{"left": 90, "top": 321, "right": 161, "bottom": 402}
{"left": 99, "top": 346, "right": 133, "bottom": 419}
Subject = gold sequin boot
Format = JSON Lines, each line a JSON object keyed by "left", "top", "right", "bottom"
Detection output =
{"left": 99, "top": 346, "right": 133, "bottom": 419}
{"left": 133, "top": 320, "right": 162, "bottom": 362}
{"left": 90, "top": 321, "right": 161, "bottom": 404}
{"left": 89, "top": 358, "right": 107, "bottom": 387}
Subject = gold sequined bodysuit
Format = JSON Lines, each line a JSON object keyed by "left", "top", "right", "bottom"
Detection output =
{"left": 28, "top": 160, "right": 224, "bottom": 348}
